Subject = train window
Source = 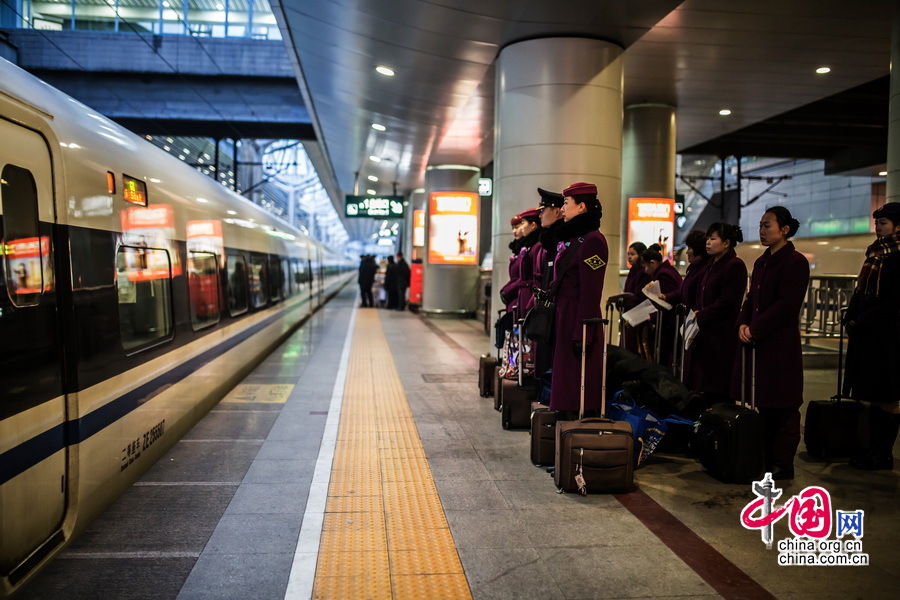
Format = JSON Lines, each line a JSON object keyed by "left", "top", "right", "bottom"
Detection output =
{"left": 1, "top": 164, "right": 47, "bottom": 307}
{"left": 248, "top": 254, "right": 268, "bottom": 308}
{"left": 188, "top": 251, "right": 220, "bottom": 330}
{"left": 268, "top": 255, "right": 282, "bottom": 302}
{"left": 283, "top": 257, "right": 292, "bottom": 297}
{"left": 226, "top": 253, "right": 248, "bottom": 316}
{"left": 116, "top": 245, "right": 173, "bottom": 351}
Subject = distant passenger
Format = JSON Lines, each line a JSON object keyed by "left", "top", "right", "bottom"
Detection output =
{"left": 384, "top": 255, "right": 398, "bottom": 309}
{"left": 682, "top": 223, "right": 747, "bottom": 405}
{"left": 548, "top": 182, "right": 607, "bottom": 419}
{"left": 394, "top": 252, "right": 411, "bottom": 311}
{"left": 735, "top": 206, "right": 809, "bottom": 481}
{"left": 619, "top": 241, "right": 650, "bottom": 353}
{"left": 357, "top": 254, "right": 377, "bottom": 307}
{"left": 664, "top": 229, "right": 709, "bottom": 310}
{"left": 640, "top": 243, "right": 682, "bottom": 365}
{"left": 843, "top": 201, "right": 900, "bottom": 470}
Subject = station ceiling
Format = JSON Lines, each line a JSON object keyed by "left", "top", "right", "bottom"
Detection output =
{"left": 270, "top": 0, "right": 892, "bottom": 222}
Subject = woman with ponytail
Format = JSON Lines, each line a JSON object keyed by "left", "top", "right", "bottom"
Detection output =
{"left": 843, "top": 202, "right": 900, "bottom": 470}
{"left": 683, "top": 223, "right": 747, "bottom": 404}
{"left": 736, "top": 206, "right": 810, "bottom": 480}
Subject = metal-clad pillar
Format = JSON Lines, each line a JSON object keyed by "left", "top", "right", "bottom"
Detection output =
{"left": 888, "top": 1, "right": 900, "bottom": 202}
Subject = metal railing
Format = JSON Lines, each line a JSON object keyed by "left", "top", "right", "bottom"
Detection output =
{"left": 801, "top": 275, "right": 856, "bottom": 340}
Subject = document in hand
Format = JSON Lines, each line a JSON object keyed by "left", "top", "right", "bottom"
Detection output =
{"left": 622, "top": 298, "right": 658, "bottom": 326}
{"left": 642, "top": 280, "right": 673, "bottom": 310}
{"left": 682, "top": 309, "right": 699, "bottom": 350}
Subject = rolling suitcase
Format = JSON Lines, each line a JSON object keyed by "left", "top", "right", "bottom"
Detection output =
{"left": 502, "top": 320, "right": 536, "bottom": 430}
{"left": 493, "top": 365, "right": 503, "bottom": 411}
{"left": 530, "top": 402, "right": 558, "bottom": 466}
{"left": 693, "top": 345, "right": 765, "bottom": 484}
{"left": 804, "top": 314, "right": 865, "bottom": 458}
{"left": 554, "top": 318, "right": 634, "bottom": 494}
{"left": 479, "top": 354, "right": 498, "bottom": 398}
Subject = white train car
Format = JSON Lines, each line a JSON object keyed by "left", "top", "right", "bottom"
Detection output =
{"left": 0, "top": 57, "right": 351, "bottom": 596}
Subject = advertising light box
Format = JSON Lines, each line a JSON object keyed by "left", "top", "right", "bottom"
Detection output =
{"left": 412, "top": 209, "right": 425, "bottom": 247}
{"left": 428, "top": 191, "right": 478, "bottom": 265}
{"left": 345, "top": 195, "right": 404, "bottom": 218}
{"left": 628, "top": 198, "right": 675, "bottom": 263}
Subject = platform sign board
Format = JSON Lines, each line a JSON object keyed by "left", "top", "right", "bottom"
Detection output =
{"left": 345, "top": 195, "right": 404, "bottom": 218}
{"left": 427, "top": 191, "right": 478, "bottom": 265}
{"left": 628, "top": 198, "right": 675, "bottom": 263}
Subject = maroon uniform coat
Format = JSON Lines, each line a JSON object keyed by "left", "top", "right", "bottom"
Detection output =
{"left": 621, "top": 264, "right": 651, "bottom": 352}
{"left": 734, "top": 242, "right": 810, "bottom": 409}
{"left": 684, "top": 250, "right": 747, "bottom": 396}
{"left": 666, "top": 256, "right": 709, "bottom": 310}
{"left": 649, "top": 260, "right": 683, "bottom": 366}
{"left": 500, "top": 247, "right": 522, "bottom": 316}
{"left": 515, "top": 231, "right": 542, "bottom": 314}
{"left": 549, "top": 215, "right": 608, "bottom": 413}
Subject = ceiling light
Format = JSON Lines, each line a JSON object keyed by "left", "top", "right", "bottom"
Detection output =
{"left": 816, "top": 66, "right": 831, "bottom": 74}
{"left": 196, "top": 197, "right": 209, "bottom": 203}
{"left": 878, "top": 171, "right": 887, "bottom": 176}
{"left": 163, "top": 145, "right": 170, "bottom": 151}
{"left": 366, "top": 189, "right": 377, "bottom": 195}
{"left": 216, "top": 3, "right": 224, "bottom": 9}
{"left": 372, "top": 123, "right": 387, "bottom": 131}
{"left": 719, "top": 109, "right": 732, "bottom": 116}
{"left": 227, "top": 210, "right": 237, "bottom": 215}
{"left": 367, "top": 175, "right": 379, "bottom": 182}
{"left": 375, "top": 65, "right": 395, "bottom": 77}
{"left": 369, "top": 155, "right": 382, "bottom": 163}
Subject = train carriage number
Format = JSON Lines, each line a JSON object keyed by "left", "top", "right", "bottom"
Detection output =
{"left": 121, "top": 420, "right": 166, "bottom": 471}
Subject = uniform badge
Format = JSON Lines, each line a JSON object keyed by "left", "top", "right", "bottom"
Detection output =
{"left": 583, "top": 255, "right": 606, "bottom": 270}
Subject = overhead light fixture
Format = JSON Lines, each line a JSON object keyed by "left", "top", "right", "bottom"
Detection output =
{"left": 366, "top": 189, "right": 377, "bottom": 195}
{"left": 196, "top": 197, "right": 209, "bottom": 203}
{"left": 367, "top": 175, "right": 379, "bottom": 182}
{"left": 719, "top": 109, "right": 732, "bottom": 116}
{"left": 375, "top": 65, "right": 395, "bottom": 77}
{"left": 227, "top": 210, "right": 237, "bottom": 215}
{"left": 369, "top": 155, "right": 382, "bottom": 163}
{"left": 372, "top": 123, "right": 387, "bottom": 131}
{"left": 878, "top": 171, "right": 888, "bottom": 176}
{"left": 816, "top": 66, "right": 831, "bottom": 74}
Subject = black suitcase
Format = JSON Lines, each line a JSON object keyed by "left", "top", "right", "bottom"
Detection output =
{"left": 693, "top": 345, "right": 765, "bottom": 484}
{"left": 804, "top": 315, "right": 865, "bottom": 458}
{"left": 501, "top": 320, "right": 536, "bottom": 429}
{"left": 530, "top": 402, "right": 558, "bottom": 465}
{"left": 479, "top": 354, "right": 498, "bottom": 398}
{"left": 493, "top": 365, "right": 503, "bottom": 411}
{"left": 554, "top": 318, "right": 634, "bottom": 494}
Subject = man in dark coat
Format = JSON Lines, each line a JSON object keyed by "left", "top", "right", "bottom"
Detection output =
{"left": 735, "top": 207, "right": 809, "bottom": 480}
{"left": 357, "top": 255, "right": 377, "bottom": 307}
{"left": 394, "top": 252, "right": 411, "bottom": 311}
{"left": 548, "top": 182, "right": 608, "bottom": 417}
{"left": 843, "top": 202, "right": 900, "bottom": 470}
{"left": 384, "top": 255, "right": 398, "bottom": 309}
{"left": 532, "top": 188, "right": 565, "bottom": 382}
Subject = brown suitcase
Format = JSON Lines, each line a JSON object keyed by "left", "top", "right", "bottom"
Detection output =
{"left": 531, "top": 402, "right": 558, "bottom": 465}
{"left": 479, "top": 354, "right": 498, "bottom": 397}
{"left": 493, "top": 365, "right": 503, "bottom": 411}
{"left": 501, "top": 379, "right": 535, "bottom": 429}
{"left": 554, "top": 318, "right": 634, "bottom": 494}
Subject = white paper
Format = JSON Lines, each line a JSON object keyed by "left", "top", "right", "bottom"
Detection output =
{"left": 622, "top": 299, "right": 658, "bottom": 326}
{"left": 682, "top": 309, "right": 700, "bottom": 350}
{"left": 642, "top": 280, "right": 673, "bottom": 310}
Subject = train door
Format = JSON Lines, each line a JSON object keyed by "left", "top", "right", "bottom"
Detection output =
{"left": 0, "top": 119, "right": 67, "bottom": 585}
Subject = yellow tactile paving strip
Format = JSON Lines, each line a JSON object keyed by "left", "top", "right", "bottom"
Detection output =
{"left": 312, "top": 309, "right": 472, "bottom": 600}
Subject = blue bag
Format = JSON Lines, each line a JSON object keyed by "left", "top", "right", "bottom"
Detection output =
{"left": 607, "top": 391, "right": 695, "bottom": 467}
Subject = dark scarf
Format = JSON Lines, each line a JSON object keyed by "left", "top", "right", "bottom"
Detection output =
{"left": 508, "top": 238, "right": 521, "bottom": 253}
{"left": 519, "top": 227, "right": 542, "bottom": 251}
{"left": 539, "top": 219, "right": 563, "bottom": 250}
{"left": 554, "top": 211, "right": 601, "bottom": 242}
{"left": 856, "top": 232, "right": 900, "bottom": 298}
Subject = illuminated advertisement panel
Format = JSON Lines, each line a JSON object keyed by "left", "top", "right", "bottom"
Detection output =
{"left": 427, "top": 191, "right": 478, "bottom": 265}
{"left": 628, "top": 198, "right": 675, "bottom": 263}
{"left": 413, "top": 209, "right": 425, "bottom": 247}
{"left": 6, "top": 236, "right": 52, "bottom": 294}
{"left": 120, "top": 205, "right": 182, "bottom": 280}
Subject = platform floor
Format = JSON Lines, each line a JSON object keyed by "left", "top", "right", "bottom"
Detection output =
{"left": 20, "top": 285, "right": 900, "bottom": 599}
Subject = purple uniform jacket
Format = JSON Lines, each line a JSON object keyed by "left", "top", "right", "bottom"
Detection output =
{"left": 549, "top": 230, "right": 608, "bottom": 413}
{"left": 734, "top": 242, "right": 810, "bottom": 409}
{"left": 517, "top": 243, "right": 540, "bottom": 314}
{"left": 650, "top": 261, "right": 683, "bottom": 365}
{"left": 500, "top": 251, "right": 522, "bottom": 315}
{"left": 684, "top": 251, "right": 747, "bottom": 396}
{"left": 666, "top": 256, "right": 710, "bottom": 309}
{"left": 622, "top": 264, "right": 651, "bottom": 310}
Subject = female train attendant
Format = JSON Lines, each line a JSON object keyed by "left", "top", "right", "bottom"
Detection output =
{"left": 640, "top": 243, "right": 683, "bottom": 365}
{"left": 736, "top": 206, "right": 810, "bottom": 481}
{"left": 513, "top": 208, "right": 543, "bottom": 315}
{"left": 664, "top": 229, "right": 709, "bottom": 310}
{"left": 620, "top": 241, "right": 650, "bottom": 353}
{"left": 499, "top": 215, "right": 526, "bottom": 316}
{"left": 683, "top": 223, "right": 747, "bottom": 404}
{"left": 548, "top": 182, "right": 608, "bottom": 418}
{"left": 843, "top": 202, "right": 900, "bottom": 470}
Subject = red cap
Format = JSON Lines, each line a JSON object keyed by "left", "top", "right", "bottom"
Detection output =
{"left": 563, "top": 182, "right": 597, "bottom": 197}
{"left": 509, "top": 216, "right": 520, "bottom": 226}
{"left": 518, "top": 208, "right": 541, "bottom": 220}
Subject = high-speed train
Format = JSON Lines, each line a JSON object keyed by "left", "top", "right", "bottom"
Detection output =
{"left": 0, "top": 57, "right": 352, "bottom": 596}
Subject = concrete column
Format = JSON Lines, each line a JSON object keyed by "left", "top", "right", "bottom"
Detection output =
{"left": 888, "top": 1, "right": 900, "bottom": 202}
{"left": 422, "top": 165, "right": 481, "bottom": 315}
{"left": 621, "top": 103, "right": 677, "bottom": 266}
{"left": 493, "top": 37, "right": 624, "bottom": 318}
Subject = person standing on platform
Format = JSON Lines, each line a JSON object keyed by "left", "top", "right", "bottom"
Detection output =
{"left": 548, "top": 182, "right": 608, "bottom": 419}
{"left": 357, "top": 255, "right": 377, "bottom": 307}
{"left": 736, "top": 206, "right": 810, "bottom": 481}
{"left": 664, "top": 229, "right": 709, "bottom": 310}
{"left": 499, "top": 215, "right": 526, "bottom": 317}
{"left": 620, "top": 241, "right": 650, "bottom": 353}
{"left": 683, "top": 223, "right": 747, "bottom": 405}
{"left": 394, "top": 252, "right": 411, "bottom": 311}
{"left": 532, "top": 188, "right": 566, "bottom": 382}
{"left": 843, "top": 202, "right": 900, "bottom": 470}
{"left": 384, "top": 255, "right": 398, "bottom": 309}
{"left": 513, "top": 208, "right": 542, "bottom": 317}
{"left": 640, "top": 243, "right": 682, "bottom": 365}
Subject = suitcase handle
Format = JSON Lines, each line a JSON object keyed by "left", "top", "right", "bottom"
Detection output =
{"left": 580, "top": 318, "right": 609, "bottom": 420}
{"left": 741, "top": 342, "right": 756, "bottom": 411}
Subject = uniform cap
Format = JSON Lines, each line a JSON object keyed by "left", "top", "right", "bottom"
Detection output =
{"left": 563, "top": 182, "right": 598, "bottom": 197}
{"left": 873, "top": 201, "right": 900, "bottom": 223}
{"left": 537, "top": 187, "right": 564, "bottom": 208}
